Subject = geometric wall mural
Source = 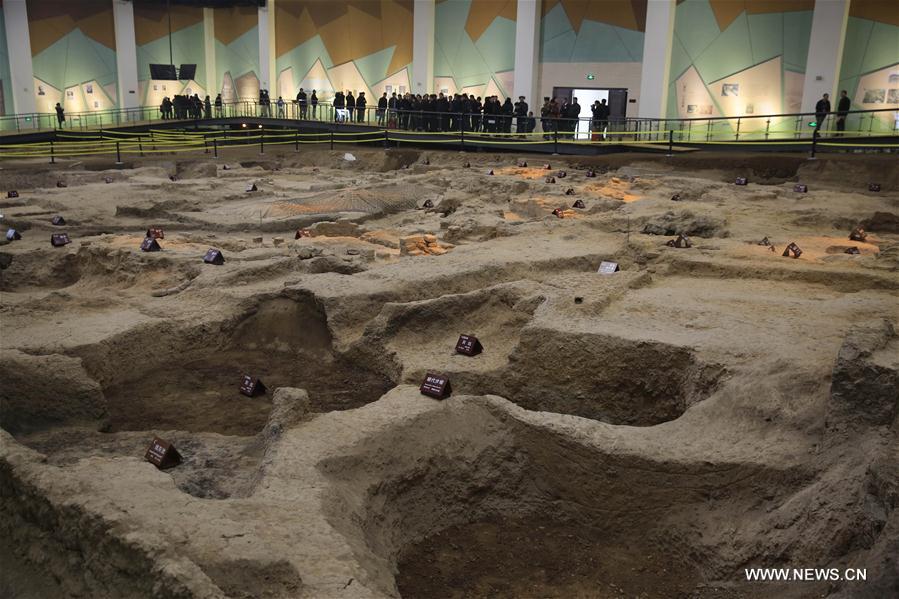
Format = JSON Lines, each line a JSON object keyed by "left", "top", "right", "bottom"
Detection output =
{"left": 27, "top": 0, "right": 118, "bottom": 113}
{"left": 540, "top": 0, "right": 645, "bottom": 63}
{"left": 838, "top": 0, "right": 899, "bottom": 132}
{"left": 667, "top": 0, "right": 814, "bottom": 124}
{"left": 434, "top": 0, "right": 515, "bottom": 100}
{"left": 275, "top": 0, "right": 413, "bottom": 105}
{"left": 215, "top": 5, "right": 259, "bottom": 102}
{"left": 134, "top": 1, "right": 208, "bottom": 105}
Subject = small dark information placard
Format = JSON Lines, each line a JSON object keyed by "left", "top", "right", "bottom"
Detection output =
{"left": 145, "top": 436, "right": 182, "bottom": 469}
{"left": 51, "top": 215, "right": 66, "bottom": 226}
{"left": 7, "top": 190, "right": 18, "bottom": 198}
{"left": 50, "top": 233, "right": 71, "bottom": 247}
{"left": 203, "top": 248, "right": 225, "bottom": 265}
{"left": 597, "top": 261, "right": 620, "bottom": 274}
{"left": 455, "top": 334, "right": 483, "bottom": 356}
{"left": 782, "top": 242, "right": 802, "bottom": 258}
{"left": 420, "top": 372, "right": 452, "bottom": 399}
{"left": 735, "top": 177, "right": 748, "bottom": 185}
{"left": 572, "top": 199, "right": 585, "bottom": 209}
{"left": 239, "top": 375, "right": 266, "bottom": 397}
{"left": 140, "top": 237, "right": 161, "bottom": 252}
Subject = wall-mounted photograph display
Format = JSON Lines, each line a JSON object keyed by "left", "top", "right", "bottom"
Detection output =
{"left": 700, "top": 105, "right": 713, "bottom": 115}
{"left": 862, "top": 88, "right": 885, "bottom": 103}
{"left": 687, "top": 104, "right": 697, "bottom": 113}
{"left": 745, "top": 104, "right": 754, "bottom": 114}
{"left": 722, "top": 83, "right": 739, "bottom": 97}
{"left": 86, "top": 84, "right": 93, "bottom": 94}
{"left": 888, "top": 89, "right": 899, "bottom": 103}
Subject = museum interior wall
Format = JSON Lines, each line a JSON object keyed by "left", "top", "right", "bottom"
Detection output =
{"left": 26, "top": 0, "right": 119, "bottom": 115}
{"left": 538, "top": 0, "right": 646, "bottom": 105}
{"left": 432, "top": 0, "right": 515, "bottom": 100}
{"left": 666, "top": 0, "right": 815, "bottom": 135}
{"left": 275, "top": 0, "right": 413, "bottom": 104}
{"left": 1, "top": 0, "right": 897, "bottom": 120}
{"left": 134, "top": 1, "right": 208, "bottom": 108}
{"left": 837, "top": 0, "right": 899, "bottom": 131}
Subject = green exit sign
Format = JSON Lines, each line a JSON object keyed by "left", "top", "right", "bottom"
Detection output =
{"left": 586, "top": 74, "right": 595, "bottom": 80}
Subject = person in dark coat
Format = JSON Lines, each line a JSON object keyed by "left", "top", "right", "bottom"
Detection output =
{"left": 214, "top": 93, "right": 222, "bottom": 117}
{"left": 377, "top": 92, "right": 387, "bottom": 126}
{"left": 55, "top": 103, "right": 65, "bottom": 127}
{"left": 814, "top": 93, "right": 830, "bottom": 134}
{"left": 514, "top": 96, "right": 528, "bottom": 133}
{"left": 204, "top": 95, "right": 212, "bottom": 119}
{"left": 346, "top": 91, "right": 356, "bottom": 121}
{"left": 310, "top": 90, "right": 318, "bottom": 118}
{"left": 836, "top": 90, "right": 850, "bottom": 136}
{"left": 297, "top": 88, "right": 307, "bottom": 119}
{"left": 333, "top": 91, "right": 345, "bottom": 122}
{"left": 501, "top": 97, "right": 514, "bottom": 133}
{"left": 356, "top": 92, "right": 366, "bottom": 122}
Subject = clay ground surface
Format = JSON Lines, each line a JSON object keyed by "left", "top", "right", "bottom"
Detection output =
{"left": 1, "top": 144, "right": 898, "bottom": 599}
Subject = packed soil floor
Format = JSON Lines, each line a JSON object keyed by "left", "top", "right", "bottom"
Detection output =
{"left": 1, "top": 145, "right": 898, "bottom": 599}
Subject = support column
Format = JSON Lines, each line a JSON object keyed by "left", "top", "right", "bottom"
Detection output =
{"left": 637, "top": 0, "right": 676, "bottom": 119}
{"left": 800, "top": 0, "right": 850, "bottom": 113}
{"left": 513, "top": 0, "right": 540, "bottom": 106}
{"left": 412, "top": 0, "right": 435, "bottom": 95}
{"left": 257, "top": 0, "right": 276, "bottom": 95}
{"left": 203, "top": 8, "right": 216, "bottom": 96}
{"left": 112, "top": 0, "right": 139, "bottom": 110}
{"left": 2, "top": 0, "right": 36, "bottom": 114}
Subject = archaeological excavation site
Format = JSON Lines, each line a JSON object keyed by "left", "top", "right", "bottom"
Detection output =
{"left": 1, "top": 145, "right": 897, "bottom": 598}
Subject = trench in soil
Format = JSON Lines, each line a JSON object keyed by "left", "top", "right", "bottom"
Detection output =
{"left": 319, "top": 400, "right": 810, "bottom": 599}
{"left": 100, "top": 296, "right": 394, "bottom": 436}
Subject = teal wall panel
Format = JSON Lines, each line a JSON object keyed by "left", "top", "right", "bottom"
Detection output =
{"left": 674, "top": 0, "right": 719, "bottom": 62}
{"left": 747, "top": 13, "right": 783, "bottom": 65}
{"left": 692, "top": 13, "right": 753, "bottom": 83}
{"left": 837, "top": 15, "right": 899, "bottom": 130}
{"left": 782, "top": 11, "right": 813, "bottom": 71}
{"left": 539, "top": 2, "right": 644, "bottom": 64}
{"left": 32, "top": 30, "right": 117, "bottom": 93}
{"left": 354, "top": 45, "right": 396, "bottom": 89}
{"left": 863, "top": 22, "right": 899, "bottom": 73}
{"left": 137, "top": 23, "right": 206, "bottom": 87}
{"left": 474, "top": 17, "right": 516, "bottom": 76}
{"left": 216, "top": 25, "right": 260, "bottom": 93}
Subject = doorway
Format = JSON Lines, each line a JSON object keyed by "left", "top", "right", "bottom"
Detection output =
{"left": 552, "top": 87, "right": 629, "bottom": 138}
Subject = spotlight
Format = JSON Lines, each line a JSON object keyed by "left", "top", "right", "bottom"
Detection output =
{"left": 557, "top": 171, "right": 567, "bottom": 178}
{"left": 782, "top": 242, "right": 802, "bottom": 258}
{"left": 552, "top": 208, "right": 565, "bottom": 218}
{"left": 420, "top": 372, "right": 452, "bottom": 399}
{"left": 572, "top": 199, "right": 586, "bottom": 209}
{"left": 565, "top": 188, "right": 575, "bottom": 196}
{"left": 487, "top": 169, "right": 494, "bottom": 175}
{"left": 585, "top": 169, "right": 596, "bottom": 178}
{"left": 241, "top": 123, "right": 247, "bottom": 128}
{"left": 545, "top": 176, "right": 556, "bottom": 184}
{"left": 5, "top": 228, "right": 21, "bottom": 241}
{"left": 543, "top": 163, "right": 551, "bottom": 170}
{"left": 104, "top": 177, "right": 113, "bottom": 184}
{"left": 455, "top": 334, "right": 483, "bottom": 356}
{"left": 239, "top": 374, "right": 266, "bottom": 397}
{"left": 203, "top": 248, "right": 225, "bottom": 265}
{"left": 246, "top": 183, "right": 258, "bottom": 192}
{"left": 735, "top": 177, "right": 748, "bottom": 186}
{"left": 7, "top": 191, "right": 19, "bottom": 198}
{"left": 145, "top": 436, "right": 181, "bottom": 470}
{"left": 794, "top": 184, "right": 808, "bottom": 193}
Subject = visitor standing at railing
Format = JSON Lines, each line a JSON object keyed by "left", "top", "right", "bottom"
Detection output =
{"left": 310, "top": 90, "right": 318, "bottom": 119}
{"left": 814, "top": 93, "right": 830, "bottom": 135}
{"left": 836, "top": 90, "right": 850, "bottom": 137}
{"left": 514, "top": 96, "right": 528, "bottom": 134}
{"left": 501, "top": 97, "right": 514, "bottom": 133}
{"left": 214, "top": 94, "right": 222, "bottom": 117}
{"left": 55, "top": 103, "right": 65, "bottom": 128}
{"left": 592, "top": 98, "right": 609, "bottom": 139}
{"left": 297, "top": 88, "right": 307, "bottom": 119}
{"left": 357, "top": 92, "right": 367, "bottom": 123}
{"left": 346, "top": 91, "right": 356, "bottom": 122}
{"left": 387, "top": 92, "right": 397, "bottom": 127}
{"left": 377, "top": 93, "right": 387, "bottom": 126}
{"left": 334, "top": 91, "right": 345, "bottom": 122}
{"left": 277, "top": 96, "right": 285, "bottom": 118}
{"left": 204, "top": 96, "right": 212, "bottom": 119}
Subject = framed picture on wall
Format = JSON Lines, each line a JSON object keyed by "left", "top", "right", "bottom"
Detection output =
{"left": 745, "top": 104, "right": 754, "bottom": 114}
{"left": 38, "top": 85, "right": 45, "bottom": 96}
{"left": 399, "top": 86, "right": 406, "bottom": 94}
{"left": 700, "top": 105, "right": 713, "bottom": 115}
{"left": 66, "top": 90, "right": 74, "bottom": 98}
{"left": 722, "top": 83, "right": 739, "bottom": 97}
{"left": 385, "top": 85, "right": 392, "bottom": 94}
{"left": 153, "top": 84, "right": 158, "bottom": 91}
{"left": 86, "top": 84, "right": 93, "bottom": 94}
{"left": 687, "top": 104, "right": 697, "bottom": 114}
{"left": 887, "top": 89, "right": 899, "bottom": 103}
{"left": 94, "top": 101, "right": 99, "bottom": 108}
{"left": 863, "top": 88, "right": 885, "bottom": 103}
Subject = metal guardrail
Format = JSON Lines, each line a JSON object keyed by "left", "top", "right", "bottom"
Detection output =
{"left": 2, "top": 101, "right": 897, "bottom": 143}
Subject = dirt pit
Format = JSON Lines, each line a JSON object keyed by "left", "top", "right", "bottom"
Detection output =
{"left": 1, "top": 147, "right": 897, "bottom": 598}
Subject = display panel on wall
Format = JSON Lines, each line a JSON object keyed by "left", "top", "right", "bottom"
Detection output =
{"left": 215, "top": 4, "right": 260, "bottom": 102}
{"left": 27, "top": 0, "right": 118, "bottom": 114}
{"left": 134, "top": 0, "right": 208, "bottom": 108}
{"left": 837, "top": 0, "right": 899, "bottom": 132}
{"left": 434, "top": 0, "right": 515, "bottom": 101}
{"left": 275, "top": 0, "right": 413, "bottom": 105}
{"left": 667, "top": 0, "right": 814, "bottom": 136}
{"left": 0, "top": 6, "right": 10, "bottom": 116}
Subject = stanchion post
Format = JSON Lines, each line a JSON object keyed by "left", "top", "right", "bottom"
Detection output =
{"left": 460, "top": 125, "right": 465, "bottom": 151}
{"left": 667, "top": 129, "right": 673, "bottom": 156}
{"left": 214, "top": 138, "right": 218, "bottom": 158}
{"left": 204, "top": 134, "right": 209, "bottom": 154}
{"left": 383, "top": 128, "right": 389, "bottom": 149}
{"left": 295, "top": 130, "right": 299, "bottom": 151}
{"left": 260, "top": 128, "right": 265, "bottom": 154}
{"left": 553, "top": 125, "right": 558, "bottom": 155}
{"left": 50, "top": 140, "right": 55, "bottom": 164}
{"left": 330, "top": 129, "right": 334, "bottom": 150}
{"left": 115, "top": 141, "right": 122, "bottom": 164}
{"left": 139, "top": 139, "right": 144, "bottom": 157}
{"left": 809, "top": 131, "right": 818, "bottom": 160}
